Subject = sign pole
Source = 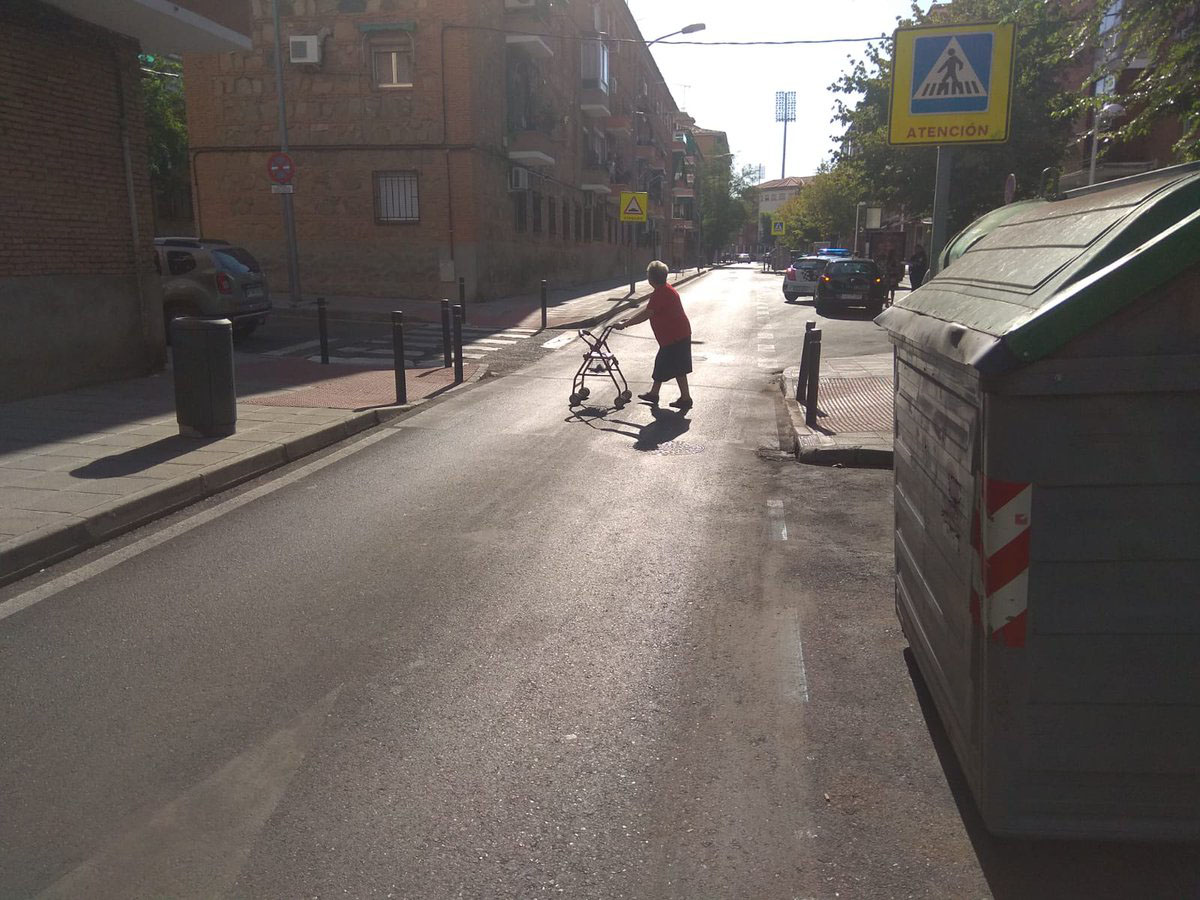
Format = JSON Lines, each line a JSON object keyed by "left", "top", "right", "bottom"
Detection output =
{"left": 272, "top": 0, "right": 303, "bottom": 307}
{"left": 930, "top": 145, "right": 954, "bottom": 267}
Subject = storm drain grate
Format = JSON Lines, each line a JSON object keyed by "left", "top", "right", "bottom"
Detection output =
{"left": 803, "top": 376, "right": 893, "bottom": 434}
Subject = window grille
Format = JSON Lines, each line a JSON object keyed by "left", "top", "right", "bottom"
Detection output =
{"left": 375, "top": 171, "right": 419, "bottom": 222}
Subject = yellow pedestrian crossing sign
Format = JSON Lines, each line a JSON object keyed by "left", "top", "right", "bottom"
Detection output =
{"left": 771, "top": 220, "right": 785, "bottom": 236}
{"left": 619, "top": 191, "right": 649, "bottom": 223}
{"left": 889, "top": 22, "right": 1015, "bottom": 145}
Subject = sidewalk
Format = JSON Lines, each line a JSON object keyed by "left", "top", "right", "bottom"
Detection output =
{"left": 0, "top": 354, "right": 480, "bottom": 585}
{"left": 273, "top": 268, "right": 711, "bottom": 330}
{"left": 780, "top": 353, "right": 894, "bottom": 468}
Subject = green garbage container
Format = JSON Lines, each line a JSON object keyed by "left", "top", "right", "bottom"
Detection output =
{"left": 171, "top": 317, "right": 236, "bottom": 438}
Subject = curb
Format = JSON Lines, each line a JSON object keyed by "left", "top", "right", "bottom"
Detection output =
{"left": 0, "top": 407, "right": 397, "bottom": 587}
{"left": 778, "top": 390, "right": 894, "bottom": 470}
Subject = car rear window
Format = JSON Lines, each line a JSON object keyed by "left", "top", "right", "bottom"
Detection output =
{"left": 829, "top": 261, "right": 877, "bottom": 275}
{"left": 212, "top": 247, "right": 261, "bottom": 274}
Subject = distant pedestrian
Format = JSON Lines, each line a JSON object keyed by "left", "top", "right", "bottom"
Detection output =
{"left": 885, "top": 251, "right": 903, "bottom": 303}
{"left": 908, "top": 245, "right": 928, "bottom": 290}
{"left": 614, "top": 260, "right": 693, "bottom": 411}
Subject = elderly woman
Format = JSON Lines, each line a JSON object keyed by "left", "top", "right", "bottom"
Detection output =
{"left": 614, "top": 260, "right": 693, "bottom": 410}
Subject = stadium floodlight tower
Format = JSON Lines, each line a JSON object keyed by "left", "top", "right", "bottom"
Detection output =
{"left": 775, "top": 90, "right": 796, "bottom": 180}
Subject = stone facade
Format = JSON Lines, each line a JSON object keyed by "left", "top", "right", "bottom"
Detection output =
{"left": 185, "top": 0, "right": 704, "bottom": 301}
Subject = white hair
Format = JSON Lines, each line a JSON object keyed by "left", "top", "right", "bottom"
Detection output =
{"left": 646, "top": 260, "right": 669, "bottom": 286}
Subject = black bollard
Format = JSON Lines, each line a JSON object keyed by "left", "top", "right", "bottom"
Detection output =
{"left": 797, "top": 320, "right": 816, "bottom": 401}
{"left": 452, "top": 303, "right": 464, "bottom": 385}
{"left": 440, "top": 299, "right": 452, "bottom": 368}
{"left": 458, "top": 276, "right": 467, "bottom": 325}
{"left": 804, "top": 329, "right": 822, "bottom": 428}
{"left": 392, "top": 310, "right": 407, "bottom": 405}
{"left": 317, "top": 296, "right": 329, "bottom": 365}
{"left": 540, "top": 279, "right": 548, "bottom": 331}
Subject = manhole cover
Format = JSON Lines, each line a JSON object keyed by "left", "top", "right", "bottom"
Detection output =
{"left": 641, "top": 440, "right": 703, "bottom": 456}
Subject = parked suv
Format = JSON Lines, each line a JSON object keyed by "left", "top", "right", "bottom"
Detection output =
{"left": 153, "top": 238, "right": 271, "bottom": 340}
{"left": 815, "top": 258, "right": 886, "bottom": 315}
{"left": 783, "top": 254, "right": 831, "bottom": 301}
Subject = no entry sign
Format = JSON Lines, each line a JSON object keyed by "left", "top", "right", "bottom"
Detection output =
{"left": 267, "top": 152, "right": 296, "bottom": 185}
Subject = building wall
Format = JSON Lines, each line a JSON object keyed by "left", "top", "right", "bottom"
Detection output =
{"left": 0, "top": 1, "right": 163, "bottom": 401}
{"left": 185, "top": 0, "right": 681, "bottom": 301}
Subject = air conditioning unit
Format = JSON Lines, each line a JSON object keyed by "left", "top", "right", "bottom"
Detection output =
{"left": 505, "top": 0, "right": 538, "bottom": 9}
{"left": 289, "top": 35, "right": 321, "bottom": 65}
{"left": 509, "top": 167, "right": 531, "bottom": 191}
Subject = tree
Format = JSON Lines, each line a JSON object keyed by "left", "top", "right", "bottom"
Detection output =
{"left": 1068, "top": 0, "right": 1200, "bottom": 162}
{"left": 140, "top": 54, "right": 191, "bottom": 221}
{"left": 700, "top": 162, "right": 754, "bottom": 259}
{"left": 829, "top": 0, "right": 1078, "bottom": 234}
{"left": 775, "top": 166, "right": 863, "bottom": 249}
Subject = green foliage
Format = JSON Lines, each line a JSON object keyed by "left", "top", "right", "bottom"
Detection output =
{"left": 1067, "top": 0, "right": 1200, "bottom": 162}
{"left": 828, "top": 0, "right": 1078, "bottom": 234}
{"left": 700, "top": 162, "right": 753, "bottom": 258}
{"left": 141, "top": 55, "right": 189, "bottom": 193}
{"left": 775, "top": 165, "right": 863, "bottom": 248}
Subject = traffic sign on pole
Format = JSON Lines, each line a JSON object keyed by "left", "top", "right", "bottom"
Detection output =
{"left": 619, "top": 191, "right": 649, "bottom": 223}
{"left": 889, "top": 22, "right": 1016, "bottom": 145}
{"left": 771, "top": 220, "right": 785, "bottom": 236}
{"left": 267, "top": 151, "right": 296, "bottom": 184}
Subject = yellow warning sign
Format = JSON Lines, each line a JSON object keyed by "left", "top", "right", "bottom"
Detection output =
{"left": 619, "top": 191, "right": 649, "bottom": 223}
{"left": 771, "top": 220, "right": 785, "bottom": 235}
{"left": 889, "top": 22, "right": 1016, "bottom": 146}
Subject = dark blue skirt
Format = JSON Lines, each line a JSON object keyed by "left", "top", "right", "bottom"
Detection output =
{"left": 652, "top": 338, "right": 693, "bottom": 382}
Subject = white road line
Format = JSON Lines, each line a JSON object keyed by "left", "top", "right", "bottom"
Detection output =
{"left": 784, "top": 610, "right": 811, "bottom": 703}
{"left": 466, "top": 338, "right": 521, "bottom": 346}
{"left": 767, "top": 498, "right": 788, "bottom": 541}
{"left": 263, "top": 339, "right": 322, "bottom": 357}
{"left": 758, "top": 344, "right": 776, "bottom": 353}
{"left": 542, "top": 333, "right": 576, "bottom": 350}
{"left": 0, "top": 426, "right": 401, "bottom": 623}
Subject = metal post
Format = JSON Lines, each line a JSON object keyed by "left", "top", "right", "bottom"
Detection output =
{"left": 271, "top": 0, "right": 302, "bottom": 306}
{"left": 540, "top": 279, "right": 548, "bottom": 331}
{"left": 458, "top": 276, "right": 467, "bottom": 325}
{"left": 781, "top": 117, "right": 788, "bottom": 180}
{"left": 317, "top": 296, "right": 329, "bottom": 365}
{"left": 452, "top": 303, "right": 464, "bottom": 385}
{"left": 804, "top": 329, "right": 822, "bottom": 428}
{"left": 796, "top": 321, "right": 816, "bottom": 401}
{"left": 440, "top": 299, "right": 452, "bottom": 368}
{"left": 391, "top": 311, "right": 407, "bottom": 405}
{"left": 854, "top": 202, "right": 863, "bottom": 256}
{"left": 930, "top": 146, "right": 954, "bottom": 268}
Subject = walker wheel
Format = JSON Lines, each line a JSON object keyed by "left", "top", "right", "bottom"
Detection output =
{"left": 620, "top": 390, "right": 632, "bottom": 401}
{"left": 614, "top": 397, "right": 626, "bottom": 409}
{"left": 569, "top": 393, "right": 580, "bottom": 406}
{"left": 578, "top": 386, "right": 590, "bottom": 399}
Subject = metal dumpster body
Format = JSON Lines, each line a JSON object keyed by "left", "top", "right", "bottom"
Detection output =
{"left": 878, "top": 164, "right": 1200, "bottom": 840}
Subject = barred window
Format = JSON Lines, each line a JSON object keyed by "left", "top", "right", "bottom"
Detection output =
{"left": 531, "top": 191, "right": 543, "bottom": 234}
{"left": 375, "top": 171, "right": 419, "bottom": 223}
{"left": 514, "top": 192, "right": 527, "bottom": 233}
{"left": 548, "top": 197, "right": 557, "bottom": 236}
{"left": 562, "top": 199, "right": 570, "bottom": 239}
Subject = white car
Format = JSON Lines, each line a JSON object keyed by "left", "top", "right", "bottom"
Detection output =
{"left": 782, "top": 255, "right": 831, "bottom": 301}
{"left": 737, "top": 252, "right": 751, "bottom": 263}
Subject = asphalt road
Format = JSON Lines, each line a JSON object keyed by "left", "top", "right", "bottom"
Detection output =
{"left": 2, "top": 268, "right": 1196, "bottom": 899}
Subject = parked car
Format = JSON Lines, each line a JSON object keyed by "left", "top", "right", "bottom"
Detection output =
{"left": 153, "top": 237, "right": 271, "bottom": 340}
{"left": 737, "top": 252, "right": 751, "bottom": 263}
{"left": 814, "top": 258, "right": 886, "bottom": 315}
{"left": 782, "top": 255, "right": 832, "bottom": 301}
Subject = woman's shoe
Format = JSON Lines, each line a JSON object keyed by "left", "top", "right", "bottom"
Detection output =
{"left": 669, "top": 397, "right": 693, "bottom": 410}
{"left": 638, "top": 392, "right": 660, "bottom": 404}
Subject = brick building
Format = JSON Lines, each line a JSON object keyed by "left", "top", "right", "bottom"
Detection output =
{"left": 184, "top": 0, "right": 707, "bottom": 303}
{"left": 0, "top": 0, "right": 248, "bottom": 402}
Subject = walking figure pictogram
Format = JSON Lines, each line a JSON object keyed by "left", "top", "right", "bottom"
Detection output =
{"left": 937, "top": 48, "right": 965, "bottom": 95}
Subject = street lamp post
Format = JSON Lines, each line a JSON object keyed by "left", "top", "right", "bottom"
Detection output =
{"left": 1088, "top": 102, "right": 1126, "bottom": 186}
{"left": 647, "top": 23, "right": 705, "bottom": 46}
{"left": 271, "top": 0, "right": 303, "bottom": 307}
{"left": 854, "top": 201, "right": 866, "bottom": 256}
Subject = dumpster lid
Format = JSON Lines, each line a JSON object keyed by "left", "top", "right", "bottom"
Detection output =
{"left": 878, "top": 163, "right": 1200, "bottom": 374}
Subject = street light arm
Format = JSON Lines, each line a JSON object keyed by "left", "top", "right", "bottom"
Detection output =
{"left": 647, "top": 23, "right": 705, "bottom": 46}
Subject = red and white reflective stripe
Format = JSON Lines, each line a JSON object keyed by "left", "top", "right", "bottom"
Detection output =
{"left": 981, "top": 477, "right": 1032, "bottom": 647}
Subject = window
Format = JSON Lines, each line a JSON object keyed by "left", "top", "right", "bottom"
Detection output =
{"left": 375, "top": 171, "right": 419, "bottom": 222}
{"left": 562, "top": 199, "right": 571, "bottom": 238}
{"left": 548, "top": 196, "right": 557, "bottom": 236}
{"left": 581, "top": 38, "right": 609, "bottom": 92}
{"left": 574, "top": 202, "right": 582, "bottom": 241}
{"left": 514, "top": 192, "right": 527, "bottom": 233}
{"left": 373, "top": 34, "right": 413, "bottom": 88}
{"left": 166, "top": 250, "right": 196, "bottom": 275}
{"left": 531, "top": 191, "right": 543, "bottom": 234}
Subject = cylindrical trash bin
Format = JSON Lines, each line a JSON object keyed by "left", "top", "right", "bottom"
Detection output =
{"left": 171, "top": 317, "right": 236, "bottom": 438}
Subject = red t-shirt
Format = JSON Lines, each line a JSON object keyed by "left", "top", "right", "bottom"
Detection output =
{"left": 647, "top": 283, "right": 691, "bottom": 347}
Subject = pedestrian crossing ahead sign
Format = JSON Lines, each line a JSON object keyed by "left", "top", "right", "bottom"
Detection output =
{"left": 619, "top": 191, "right": 649, "bottom": 223}
{"left": 771, "top": 220, "right": 785, "bottom": 236}
{"left": 889, "top": 22, "right": 1015, "bottom": 145}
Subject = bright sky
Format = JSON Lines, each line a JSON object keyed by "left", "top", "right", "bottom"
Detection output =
{"left": 626, "top": 0, "right": 931, "bottom": 181}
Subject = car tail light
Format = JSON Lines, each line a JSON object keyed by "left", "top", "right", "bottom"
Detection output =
{"left": 787, "top": 270, "right": 796, "bottom": 280}
{"left": 874, "top": 277, "right": 882, "bottom": 283}
{"left": 216, "top": 272, "right": 233, "bottom": 294}
{"left": 821, "top": 274, "right": 831, "bottom": 282}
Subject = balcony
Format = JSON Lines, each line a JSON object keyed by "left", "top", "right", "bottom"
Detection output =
{"left": 672, "top": 186, "right": 695, "bottom": 198}
{"left": 605, "top": 114, "right": 633, "bottom": 134}
{"left": 505, "top": 33, "right": 553, "bottom": 59}
{"left": 634, "top": 142, "right": 663, "bottom": 162}
{"left": 580, "top": 86, "right": 610, "bottom": 118}
{"left": 507, "top": 130, "right": 556, "bottom": 167}
{"left": 504, "top": 0, "right": 549, "bottom": 16}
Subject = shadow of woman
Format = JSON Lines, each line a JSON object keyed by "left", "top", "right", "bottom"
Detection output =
{"left": 565, "top": 405, "right": 690, "bottom": 450}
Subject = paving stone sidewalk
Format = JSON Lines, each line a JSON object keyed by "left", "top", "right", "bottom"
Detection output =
{"left": 780, "top": 352, "right": 894, "bottom": 467}
{"left": 273, "top": 268, "right": 710, "bottom": 330}
{"left": 0, "top": 355, "right": 479, "bottom": 584}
